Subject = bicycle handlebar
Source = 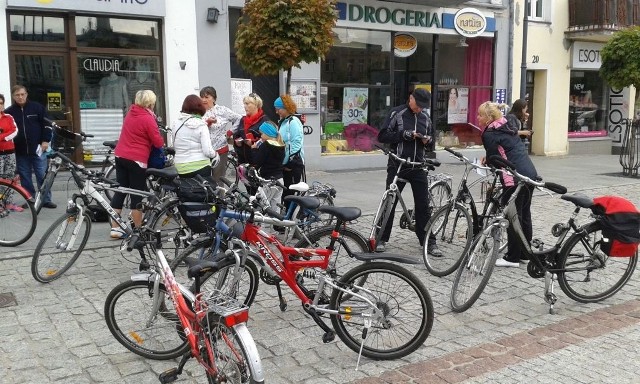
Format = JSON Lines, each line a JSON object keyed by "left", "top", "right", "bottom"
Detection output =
{"left": 375, "top": 144, "right": 441, "bottom": 168}
{"left": 488, "top": 155, "right": 567, "bottom": 195}
{"left": 444, "top": 147, "right": 494, "bottom": 172}
{"left": 44, "top": 117, "right": 94, "bottom": 139}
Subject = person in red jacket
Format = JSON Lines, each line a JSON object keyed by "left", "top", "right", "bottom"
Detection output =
{"left": 0, "top": 93, "right": 22, "bottom": 212}
{"left": 110, "top": 90, "right": 164, "bottom": 239}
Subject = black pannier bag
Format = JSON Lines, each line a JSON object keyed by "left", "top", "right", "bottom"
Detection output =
{"left": 591, "top": 196, "right": 640, "bottom": 257}
{"left": 177, "top": 202, "right": 219, "bottom": 233}
{"left": 174, "top": 176, "right": 216, "bottom": 202}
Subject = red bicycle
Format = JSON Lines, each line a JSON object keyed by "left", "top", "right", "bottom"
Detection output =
{"left": 0, "top": 174, "right": 36, "bottom": 246}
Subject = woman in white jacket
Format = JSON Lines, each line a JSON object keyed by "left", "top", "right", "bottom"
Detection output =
{"left": 172, "top": 95, "right": 219, "bottom": 178}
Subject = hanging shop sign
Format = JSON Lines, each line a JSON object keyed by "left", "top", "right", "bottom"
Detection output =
{"left": 571, "top": 42, "right": 603, "bottom": 70}
{"left": 394, "top": 33, "right": 417, "bottom": 58}
{"left": 7, "top": 0, "right": 166, "bottom": 17}
{"left": 453, "top": 8, "right": 487, "bottom": 38}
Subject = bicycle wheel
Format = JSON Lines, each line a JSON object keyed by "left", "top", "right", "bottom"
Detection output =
{"left": 371, "top": 192, "right": 395, "bottom": 247}
{"left": 150, "top": 198, "right": 191, "bottom": 261}
{"left": 104, "top": 280, "right": 189, "bottom": 360}
{"left": 176, "top": 245, "right": 260, "bottom": 307}
{"left": 330, "top": 262, "right": 433, "bottom": 360}
{"left": 557, "top": 222, "right": 638, "bottom": 303}
{"left": 294, "top": 225, "right": 368, "bottom": 277}
{"left": 295, "top": 194, "right": 335, "bottom": 234}
{"left": 202, "top": 314, "right": 264, "bottom": 383}
{"left": 428, "top": 180, "right": 452, "bottom": 211}
{"left": 423, "top": 203, "right": 473, "bottom": 277}
{"left": 31, "top": 210, "right": 91, "bottom": 283}
{"left": 450, "top": 231, "right": 499, "bottom": 313}
{"left": 0, "top": 181, "right": 37, "bottom": 246}
{"left": 103, "top": 165, "right": 117, "bottom": 202}
{"left": 34, "top": 170, "right": 56, "bottom": 214}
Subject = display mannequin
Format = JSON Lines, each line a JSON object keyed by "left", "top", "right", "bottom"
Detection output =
{"left": 99, "top": 72, "right": 128, "bottom": 109}
{"left": 128, "top": 63, "right": 158, "bottom": 102}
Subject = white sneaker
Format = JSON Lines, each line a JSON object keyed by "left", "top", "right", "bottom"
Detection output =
{"left": 495, "top": 258, "right": 520, "bottom": 267}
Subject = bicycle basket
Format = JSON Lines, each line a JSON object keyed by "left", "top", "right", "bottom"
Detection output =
{"left": 177, "top": 202, "right": 220, "bottom": 233}
{"left": 592, "top": 196, "right": 640, "bottom": 257}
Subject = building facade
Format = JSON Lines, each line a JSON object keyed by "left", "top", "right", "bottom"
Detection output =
{"left": 1, "top": 0, "right": 510, "bottom": 169}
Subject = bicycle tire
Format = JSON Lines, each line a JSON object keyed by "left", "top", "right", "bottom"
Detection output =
{"left": 185, "top": 248, "right": 261, "bottom": 308}
{"left": 423, "top": 203, "right": 473, "bottom": 277}
{"left": 202, "top": 314, "right": 264, "bottom": 383}
{"left": 104, "top": 165, "right": 117, "bottom": 202}
{"left": 0, "top": 181, "right": 37, "bottom": 246}
{"left": 34, "top": 170, "right": 56, "bottom": 214}
{"left": 557, "top": 222, "right": 638, "bottom": 303}
{"left": 450, "top": 231, "right": 499, "bottom": 312}
{"left": 330, "top": 262, "right": 434, "bottom": 360}
{"left": 150, "top": 198, "right": 191, "bottom": 261}
{"left": 294, "top": 225, "right": 369, "bottom": 277}
{"left": 104, "top": 280, "right": 189, "bottom": 360}
{"left": 428, "top": 180, "right": 452, "bottom": 212}
{"left": 31, "top": 210, "right": 91, "bottom": 283}
{"left": 371, "top": 192, "right": 395, "bottom": 247}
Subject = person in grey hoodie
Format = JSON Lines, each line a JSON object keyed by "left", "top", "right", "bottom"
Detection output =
{"left": 172, "top": 95, "right": 219, "bottom": 178}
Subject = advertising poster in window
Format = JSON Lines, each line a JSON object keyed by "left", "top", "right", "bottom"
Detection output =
{"left": 447, "top": 87, "right": 468, "bottom": 124}
{"left": 342, "top": 87, "right": 369, "bottom": 126}
{"left": 289, "top": 80, "right": 318, "bottom": 112}
{"left": 230, "top": 78, "right": 252, "bottom": 116}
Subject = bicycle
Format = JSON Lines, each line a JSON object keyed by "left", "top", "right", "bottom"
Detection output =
{"left": 34, "top": 118, "right": 94, "bottom": 214}
{"left": 194, "top": 193, "right": 434, "bottom": 363}
{"left": 0, "top": 173, "right": 36, "bottom": 246}
{"left": 423, "top": 147, "right": 506, "bottom": 277}
{"left": 30, "top": 152, "right": 173, "bottom": 283}
{"left": 450, "top": 155, "right": 638, "bottom": 314}
{"left": 369, "top": 145, "right": 442, "bottom": 252}
{"left": 104, "top": 228, "right": 264, "bottom": 383}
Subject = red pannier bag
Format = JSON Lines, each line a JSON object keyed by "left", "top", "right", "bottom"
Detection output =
{"left": 591, "top": 196, "right": 640, "bottom": 257}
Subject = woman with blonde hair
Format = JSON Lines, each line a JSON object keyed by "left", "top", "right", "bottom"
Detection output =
{"left": 274, "top": 94, "right": 304, "bottom": 202}
{"left": 233, "top": 93, "right": 269, "bottom": 165}
{"left": 110, "top": 90, "right": 164, "bottom": 238}
{"left": 477, "top": 101, "right": 538, "bottom": 267}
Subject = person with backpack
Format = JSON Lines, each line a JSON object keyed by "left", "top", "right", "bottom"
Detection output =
{"left": 376, "top": 88, "right": 441, "bottom": 255}
{"left": 275, "top": 94, "right": 304, "bottom": 203}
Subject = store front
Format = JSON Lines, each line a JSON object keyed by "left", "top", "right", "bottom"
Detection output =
{"left": 316, "top": 2, "right": 499, "bottom": 165}
{"left": 5, "top": 0, "right": 165, "bottom": 163}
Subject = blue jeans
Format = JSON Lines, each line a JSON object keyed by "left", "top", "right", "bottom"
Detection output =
{"left": 16, "top": 153, "right": 51, "bottom": 203}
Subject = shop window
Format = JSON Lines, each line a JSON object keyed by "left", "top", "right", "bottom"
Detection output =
{"left": 9, "top": 15, "right": 65, "bottom": 43}
{"left": 568, "top": 71, "right": 606, "bottom": 135}
{"left": 75, "top": 16, "right": 159, "bottom": 50}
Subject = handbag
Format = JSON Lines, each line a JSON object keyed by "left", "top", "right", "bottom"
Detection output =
{"left": 288, "top": 150, "right": 304, "bottom": 168}
{"left": 148, "top": 146, "right": 166, "bottom": 169}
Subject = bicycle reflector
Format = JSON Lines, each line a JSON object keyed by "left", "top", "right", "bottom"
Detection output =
{"left": 223, "top": 310, "right": 249, "bottom": 327}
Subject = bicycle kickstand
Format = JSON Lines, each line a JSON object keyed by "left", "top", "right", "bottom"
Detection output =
{"left": 355, "top": 316, "right": 373, "bottom": 371}
{"left": 544, "top": 271, "right": 558, "bottom": 315}
{"left": 275, "top": 283, "right": 287, "bottom": 311}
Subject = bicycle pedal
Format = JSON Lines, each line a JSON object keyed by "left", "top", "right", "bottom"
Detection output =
{"left": 322, "top": 331, "right": 335, "bottom": 343}
{"left": 158, "top": 368, "right": 179, "bottom": 383}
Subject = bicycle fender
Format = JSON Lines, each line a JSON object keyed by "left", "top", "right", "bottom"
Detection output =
{"left": 352, "top": 252, "right": 421, "bottom": 264}
{"left": 233, "top": 323, "right": 265, "bottom": 383}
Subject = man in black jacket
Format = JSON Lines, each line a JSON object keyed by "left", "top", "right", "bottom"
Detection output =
{"left": 5, "top": 85, "right": 55, "bottom": 208}
{"left": 376, "top": 88, "right": 441, "bottom": 255}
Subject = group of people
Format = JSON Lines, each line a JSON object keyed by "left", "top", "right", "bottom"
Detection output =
{"left": 378, "top": 87, "right": 534, "bottom": 268}
{"left": 108, "top": 88, "right": 306, "bottom": 239}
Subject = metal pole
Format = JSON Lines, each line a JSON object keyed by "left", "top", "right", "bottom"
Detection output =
{"left": 520, "top": 0, "right": 529, "bottom": 100}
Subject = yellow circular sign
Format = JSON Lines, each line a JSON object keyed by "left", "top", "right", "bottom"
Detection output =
{"left": 394, "top": 33, "right": 417, "bottom": 58}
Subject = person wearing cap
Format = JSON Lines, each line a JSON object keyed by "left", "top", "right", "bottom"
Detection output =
{"left": 376, "top": 88, "right": 441, "bottom": 255}
{"left": 252, "top": 120, "right": 285, "bottom": 212}
{"left": 274, "top": 94, "right": 304, "bottom": 203}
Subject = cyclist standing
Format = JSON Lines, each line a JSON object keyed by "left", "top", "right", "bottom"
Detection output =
{"left": 377, "top": 88, "right": 441, "bottom": 255}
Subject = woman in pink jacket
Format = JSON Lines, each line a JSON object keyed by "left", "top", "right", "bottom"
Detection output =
{"left": 110, "top": 90, "right": 164, "bottom": 239}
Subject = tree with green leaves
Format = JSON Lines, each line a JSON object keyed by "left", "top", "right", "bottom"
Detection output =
{"left": 600, "top": 26, "right": 640, "bottom": 94}
{"left": 235, "top": 0, "right": 337, "bottom": 93}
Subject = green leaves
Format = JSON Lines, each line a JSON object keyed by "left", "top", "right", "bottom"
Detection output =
{"left": 235, "top": 0, "right": 337, "bottom": 83}
{"left": 600, "top": 26, "right": 640, "bottom": 90}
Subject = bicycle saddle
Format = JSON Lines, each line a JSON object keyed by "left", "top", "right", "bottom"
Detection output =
{"left": 103, "top": 140, "right": 118, "bottom": 149}
{"left": 184, "top": 257, "right": 221, "bottom": 279}
{"left": 288, "top": 181, "right": 310, "bottom": 193}
{"left": 146, "top": 166, "right": 179, "bottom": 180}
{"left": 283, "top": 195, "right": 320, "bottom": 210}
{"left": 561, "top": 193, "right": 594, "bottom": 208}
{"left": 317, "top": 206, "right": 361, "bottom": 221}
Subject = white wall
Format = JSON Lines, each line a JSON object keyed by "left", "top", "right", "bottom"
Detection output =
{"left": 0, "top": 0, "right": 11, "bottom": 97}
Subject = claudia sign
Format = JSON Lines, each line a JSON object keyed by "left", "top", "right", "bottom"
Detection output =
{"left": 453, "top": 8, "right": 487, "bottom": 38}
{"left": 7, "top": 0, "right": 165, "bottom": 17}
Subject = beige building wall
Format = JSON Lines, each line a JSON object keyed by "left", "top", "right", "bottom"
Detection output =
{"left": 512, "top": 0, "right": 570, "bottom": 156}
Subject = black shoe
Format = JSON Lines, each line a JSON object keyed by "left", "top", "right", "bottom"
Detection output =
{"left": 427, "top": 244, "right": 443, "bottom": 257}
{"left": 21, "top": 203, "right": 29, "bottom": 209}
{"left": 375, "top": 241, "right": 386, "bottom": 253}
{"left": 42, "top": 202, "right": 57, "bottom": 209}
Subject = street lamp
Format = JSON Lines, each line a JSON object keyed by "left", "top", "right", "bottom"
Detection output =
{"left": 520, "top": 0, "right": 529, "bottom": 100}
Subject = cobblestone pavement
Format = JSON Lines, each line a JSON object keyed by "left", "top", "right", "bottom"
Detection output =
{"left": 1, "top": 155, "right": 640, "bottom": 383}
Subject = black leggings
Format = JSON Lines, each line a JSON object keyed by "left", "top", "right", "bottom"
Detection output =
{"left": 111, "top": 157, "right": 148, "bottom": 210}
